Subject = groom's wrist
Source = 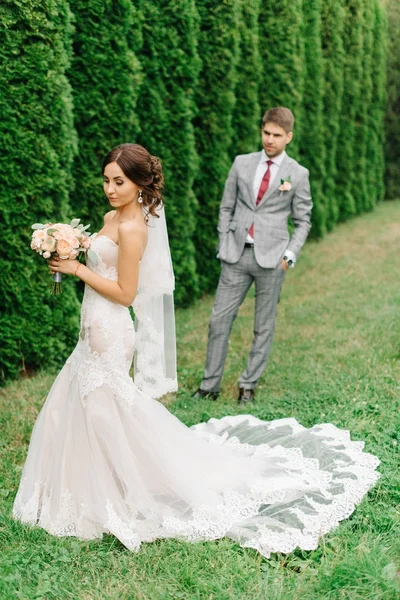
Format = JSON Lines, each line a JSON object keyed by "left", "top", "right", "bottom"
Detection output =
{"left": 283, "top": 250, "right": 296, "bottom": 268}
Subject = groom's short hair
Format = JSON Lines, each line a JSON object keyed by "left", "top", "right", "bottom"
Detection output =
{"left": 262, "top": 107, "right": 294, "bottom": 133}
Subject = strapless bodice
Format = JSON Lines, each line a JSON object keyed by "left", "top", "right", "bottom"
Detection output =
{"left": 86, "top": 234, "right": 119, "bottom": 281}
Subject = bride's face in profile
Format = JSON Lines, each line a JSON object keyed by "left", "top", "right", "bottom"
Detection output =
{"left": 103, "top": 161, "right": 140, "bottom": 209}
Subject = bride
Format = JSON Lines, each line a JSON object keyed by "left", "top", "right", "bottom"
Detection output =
{"left": 13, "top": 143, "right": 379, "bottom": 557}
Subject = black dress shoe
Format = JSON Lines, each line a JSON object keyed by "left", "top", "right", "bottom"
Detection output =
{"left": 192, "top": 388, "right": 220, "bottom": 401}
{"left": 238, "top": 387, "right": 255, "bottom": 404}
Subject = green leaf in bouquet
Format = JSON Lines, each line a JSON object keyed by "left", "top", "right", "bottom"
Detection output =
{"left": 87, "top": 249, "right": 98, "bottom": 264}
{"left": 32, "top": 223, "right": 45, "bottom": 230}
{"left": 70, "top": 218, "right": 81, "bottom": 228}
{"left": 81, "top": 224, "right": 91, "bottom": 231}
{"left": 46, "top": 228, "right": 58, "bottom": 234}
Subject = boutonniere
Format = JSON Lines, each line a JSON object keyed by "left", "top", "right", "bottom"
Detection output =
{"left": 279, "top": 177, "right": 292, "bottom": 192}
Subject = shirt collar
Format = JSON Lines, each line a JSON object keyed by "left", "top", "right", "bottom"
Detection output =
{"left": 259, "top": 149, "right": 286, "bottom": 166}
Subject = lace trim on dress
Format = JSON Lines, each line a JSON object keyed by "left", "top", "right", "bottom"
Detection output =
{"left": 13, "top": 416, "right": 379, "bottom": 558}
{"left": 66, "top": 339, "right": 138, "bottom": 413}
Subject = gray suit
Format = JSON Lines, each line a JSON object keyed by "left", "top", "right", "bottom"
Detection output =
{"left": 200, "top": 151, "right": 312, "bottom": 392}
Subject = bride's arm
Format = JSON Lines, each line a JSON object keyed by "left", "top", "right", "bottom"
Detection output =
{"left": 49, "top": 223, "right": 146, "bottom": 307}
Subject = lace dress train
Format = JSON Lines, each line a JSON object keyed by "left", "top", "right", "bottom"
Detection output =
{"left": 13, "top": 236, "right": 380, "bottom": 558}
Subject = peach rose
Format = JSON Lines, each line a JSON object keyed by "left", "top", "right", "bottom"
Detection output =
{"left": 56, "top": 239, "right": 72, "bottom": 259}
{"left": 60, "top": 228, "right": 79, "bottom": 247}
{"left": 71, "top": 236, "right": 80, "bottom": 249}
{"left": 63, "top": 233, "right": 76, "bottom": 246}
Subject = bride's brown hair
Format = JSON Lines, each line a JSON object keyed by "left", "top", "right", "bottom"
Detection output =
{"left": 102, "top": 143, "right": 164, "bottom": 218}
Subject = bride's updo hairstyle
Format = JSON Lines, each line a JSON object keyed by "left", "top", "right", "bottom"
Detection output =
{"left": 102, "top": 143, "right": 164, "bottom": 219}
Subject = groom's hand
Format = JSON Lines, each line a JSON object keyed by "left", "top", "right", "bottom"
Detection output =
{"left": 281, "top": 259, "right": 289, "bottom": 272}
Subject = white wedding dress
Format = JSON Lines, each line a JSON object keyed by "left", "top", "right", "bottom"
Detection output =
{"left": 13, "top": 233, "right": 380, "bottom": 558}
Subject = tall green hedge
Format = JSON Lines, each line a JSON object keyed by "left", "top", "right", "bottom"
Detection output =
{"left": 193, "top": 0, "right": 241, "bottom": 293}
{"left": 0, "top": 0, "right": 80, "bottom": 382}
{"left": 336, "top": 0, "right": 363, "bottom": 221}
{"left": 368, "top": 0, "right": 388, "bottom": 202}
{"left": 385, "top": 0, "right": 400, "bottom": 199}
{"left": 135, "top": 0, "right": 201, "bottom": 306}
{"left": 258, "top": 1, "right": 304, "bottom": 158}
{"left": 300, "top": 0, "right": 326, "bottom": 238}
{"left": 232, "top": 0, "right": 262, "bottom": 156}
{"left": 353, "top": 0, "right": 374, "bottom": 213}
{"left": 320, "top": 0, "right": 345, "bottom": 229}
{"left": 68, "top": 0, "right": 142, "bottom": 232}
{"left": 365, "top": 0, "right": 386, "bottom": 209}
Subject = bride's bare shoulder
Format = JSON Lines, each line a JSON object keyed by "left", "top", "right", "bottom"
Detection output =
{"left": 118, "top": 219, "right": 148, "bottom": 247}
{"left": 103, "top": 210, "right": 116, "bottom": 224}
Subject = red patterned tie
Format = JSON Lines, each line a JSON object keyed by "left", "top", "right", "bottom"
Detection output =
{"left": 248, "top": 159, "right": 273, "bottom": 239}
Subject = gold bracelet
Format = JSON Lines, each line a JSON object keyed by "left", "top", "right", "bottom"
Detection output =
{"left": 74, "top": 263, "right": 82, "bottom": 277}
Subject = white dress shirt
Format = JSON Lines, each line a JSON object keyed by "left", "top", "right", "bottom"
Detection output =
{"left": 246, "top": 150, "right": 296, "bottom": 266}
{"left": 252, "top": 149, "right": 286, "bottom": 201}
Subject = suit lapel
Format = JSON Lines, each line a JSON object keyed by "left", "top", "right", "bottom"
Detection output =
{"left": 246, "top": 153, "right": 262, "bottom": 207}
{"left": 258, "top": 154, "right": 292, "bottom": 208}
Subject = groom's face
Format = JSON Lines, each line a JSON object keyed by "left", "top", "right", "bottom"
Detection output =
{"left": 261, "top": 122, "right": 293, "bottom": 158}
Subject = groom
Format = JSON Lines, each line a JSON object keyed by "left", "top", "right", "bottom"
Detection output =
{"left": 193, "top": 107, "right": 312, "bottom": 404}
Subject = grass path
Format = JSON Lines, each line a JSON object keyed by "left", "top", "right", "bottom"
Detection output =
{"left": 1, "top": 201, "right": 400, "bottom": 599}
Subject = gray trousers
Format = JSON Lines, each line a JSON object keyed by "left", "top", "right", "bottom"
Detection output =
{"left": 200, "top": 247, "right": 285, "bottom": 392}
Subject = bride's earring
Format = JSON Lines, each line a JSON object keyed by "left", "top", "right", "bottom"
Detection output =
{"left": 138, "top": 190, "right": 143, "bottom": 204}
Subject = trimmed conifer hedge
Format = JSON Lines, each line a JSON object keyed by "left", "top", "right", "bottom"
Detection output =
{"left": 232, "top": 0, "right": 262, "bottom": 156}
{"left": 300, "top": 0, "right": 326, "bottom": 238}
{"left": 371, "top": 0, "right": 388, "bottom": 204}
{"left": 0, "top": 0, "right": 80, "bottom": 382}
{"left": 385, "top": 0, "right": 400, "bottom": 199}
{"left": 320, "top": 0, "right": 345, "bottom": 229}
{"left": 135, "top": 0, "right": 201, "bottom": 306}
{"left": 336, "top": 0, "right": 363, "bottom": 221}
{"left": 68, "top": 0, "right": 143, "bottom": 232}
{"left": 193, "top": 0, "right": 241, "bottom": 293}
{"left": 258, "top": 0, "right": 304, "bottom": 159}
{"left": 353, "top": 0, "right": 374, "bottom": 213}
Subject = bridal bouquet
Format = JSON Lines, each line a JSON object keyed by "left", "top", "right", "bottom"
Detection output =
{"left": 31, "top": 218, "right": 96, "bottom": 294}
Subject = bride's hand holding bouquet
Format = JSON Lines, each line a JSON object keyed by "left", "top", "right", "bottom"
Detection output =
{"left": 49, "top": 255, "right": 81, "bottom": 277}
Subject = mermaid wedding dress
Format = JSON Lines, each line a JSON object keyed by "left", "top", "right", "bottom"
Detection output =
{"left": 13, "top": 213, "right": 380, "bottom": 558}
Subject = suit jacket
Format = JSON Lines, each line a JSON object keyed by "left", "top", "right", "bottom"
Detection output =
{"left": 217, "top": 151, "right": 312, "bottom": 268}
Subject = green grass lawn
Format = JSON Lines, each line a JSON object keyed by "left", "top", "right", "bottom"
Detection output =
{"left": 1, "top": 201, "right": 400, "bottom": 599}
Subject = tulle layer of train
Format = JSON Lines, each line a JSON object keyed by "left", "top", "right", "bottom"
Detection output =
{"left": 13, "top": 357, "right": 380, "bottom": 558}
